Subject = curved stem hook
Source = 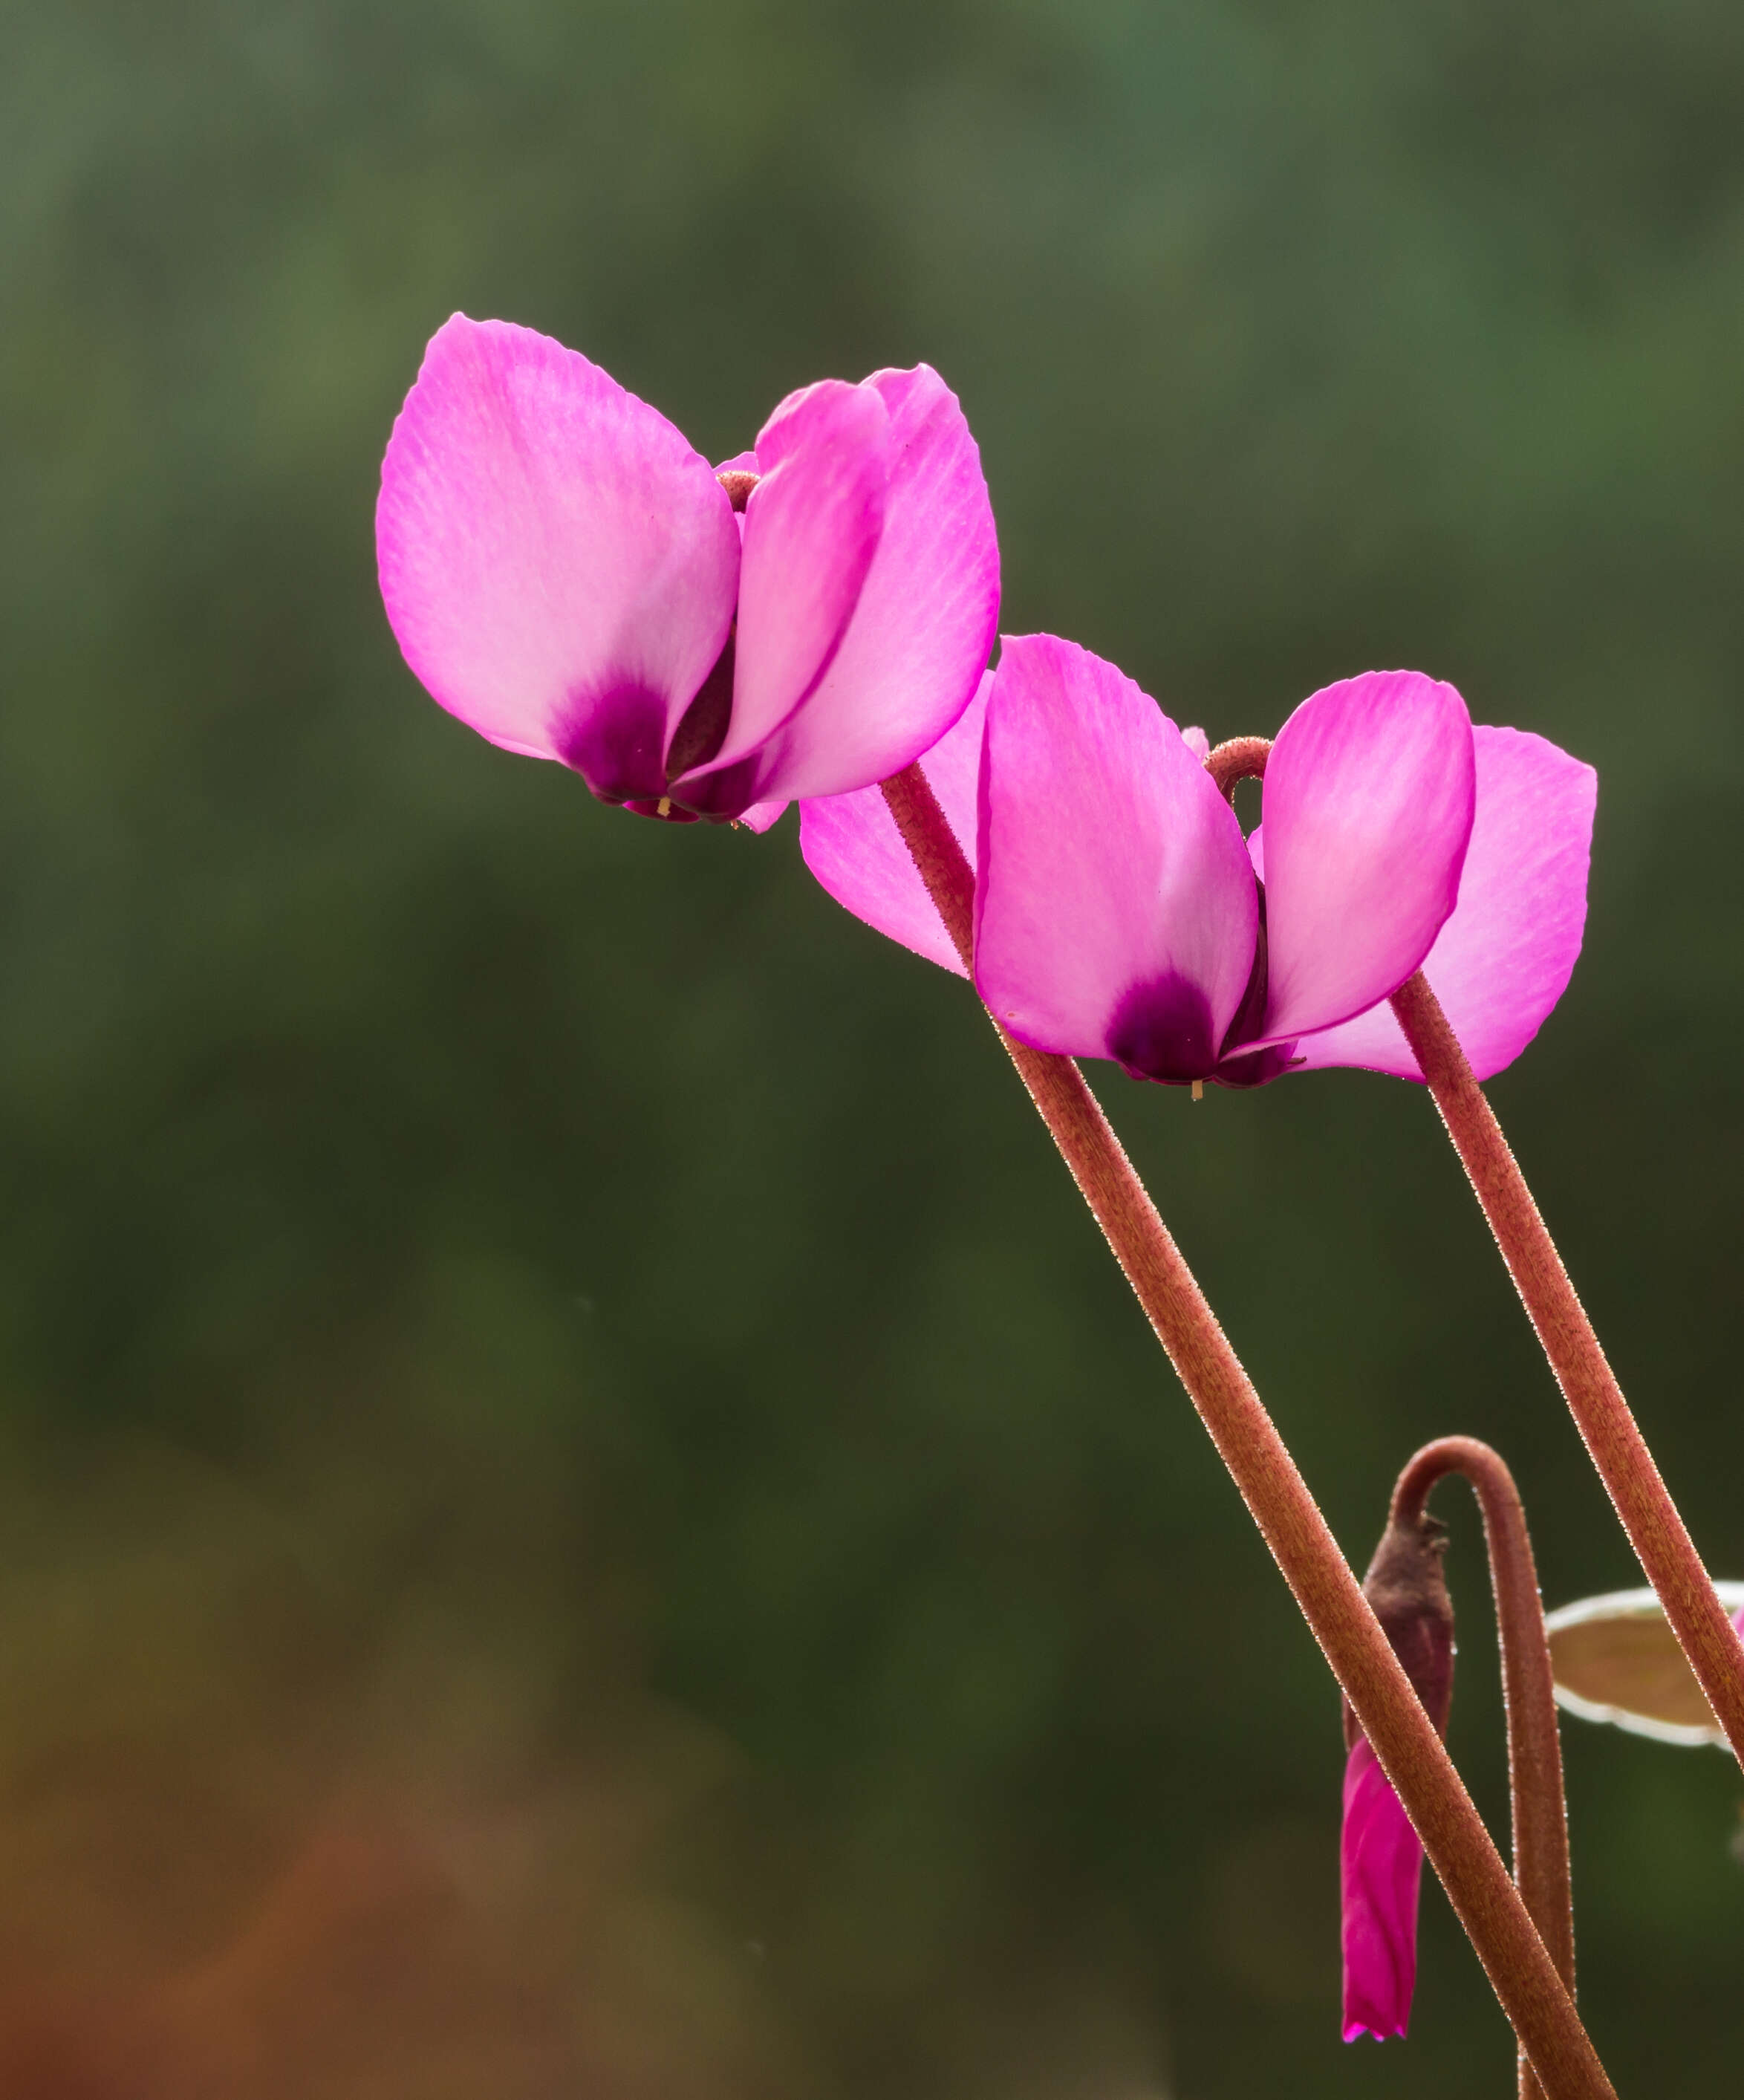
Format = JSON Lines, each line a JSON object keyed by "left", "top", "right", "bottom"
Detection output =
{"left": 1392, "top": 1435, "right": 1574, "bottom": 2100}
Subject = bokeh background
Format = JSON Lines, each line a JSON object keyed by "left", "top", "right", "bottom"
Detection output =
{"left": 4, "top": 1, "right": 1743, "bottom": 2093}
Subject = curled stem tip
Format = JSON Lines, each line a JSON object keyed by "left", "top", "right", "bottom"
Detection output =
{"left": 1391, "top": 1436, "right": 1574, "bottom": 2100}
{"left": 1205, "top": 734, "right": 1271, "bottom": 801}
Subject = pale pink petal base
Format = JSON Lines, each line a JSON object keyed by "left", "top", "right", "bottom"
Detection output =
{"left": 798, "top": 674, "right": 989, "bottom": 977}
{"left": 1295, "top": 726, "right": 1597, "bottom": 1080}
{"left": 1341, "top": 1736, "right": 1424, "bottom": 2042}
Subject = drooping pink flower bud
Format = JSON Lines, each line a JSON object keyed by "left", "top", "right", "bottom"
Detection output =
{"left": 1341, "top": 1506, "right": 1455, "bottom": 2042}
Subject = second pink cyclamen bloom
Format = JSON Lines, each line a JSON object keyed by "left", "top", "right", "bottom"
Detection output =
{"left": 376, "top": 315, "right": 998, "bottom": 825}
{"left": 802, "top": 634, "right": 1595, "bottom": 1085}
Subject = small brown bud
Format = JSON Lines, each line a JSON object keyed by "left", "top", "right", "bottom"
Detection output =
{"left": 1344, "top": 1508, "right": 1454, "bottom": 1750}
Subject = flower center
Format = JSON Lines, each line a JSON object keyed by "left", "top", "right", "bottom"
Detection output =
{"left": 652, "top": 469, "right": 763, "bottom": 809}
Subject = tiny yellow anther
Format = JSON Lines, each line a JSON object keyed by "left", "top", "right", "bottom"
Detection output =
{"left": 657, "top": 796, "right": 671, "bottom": 818}
{"left": 1191, "top": 1079, "right": 1204, "bottom": 1102}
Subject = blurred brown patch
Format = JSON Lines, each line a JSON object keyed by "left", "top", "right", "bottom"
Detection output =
{"left": 0, "top": 1433, "right": 798, "bottom": 2100}
{"left": 0, "top": 1423, "right": 1178, "bottom": 2099}
{"left": 1205, "top": 1818, "right": 1333, "bottom": 2006}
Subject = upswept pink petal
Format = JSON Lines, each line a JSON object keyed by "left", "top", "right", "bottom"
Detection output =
{"left": 1254, "top": 671, "right": 1476, "bottom": 1047}
{"left": 797, "top": 673, "right": 991, "bottom": 979}
{"left": 675, "top": 380, "right": 890, "bottom": 810}
{"left": 376, "top": 315, "right": 738, "bottom": 802}
{"left": 1295, "top": 726, "right": 1596, "bottom": 1079}
{"left": 726, "top": 365, "right": 999, "bottom": 807}
{"left": 1182, "top": 726, "right": 1210, "bottom": 761}
{"left": 1341, "top": 1736, "right": 1423, "bottom": 2042}
{"left": 974, "top": 636, "right": 1255, "bottom": 1081}
{"left": 735, "top": 798, "right": 790, "bottom": 834}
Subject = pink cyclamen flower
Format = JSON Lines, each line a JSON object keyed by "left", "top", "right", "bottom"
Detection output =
{"left": 1341, "top": 1736, "right": 1425, "bottom": 2040}
{"left": 376, "top": 315, "right": 998, "bottom": 827}
{"left": 801, "top": 633, "right": 1595, "bottom": 1085}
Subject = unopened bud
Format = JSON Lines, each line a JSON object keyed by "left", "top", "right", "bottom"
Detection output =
{"left": 1346, "top": 1508, "right": 1454, "bottom": 1749}
{"left": 1338, "top": 1503, "right": 1454, "bottom": 2044}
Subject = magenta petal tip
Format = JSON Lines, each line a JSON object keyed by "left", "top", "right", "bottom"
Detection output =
{"left": 1340, "top": 1735, "right": 1424, "bottom": 2044}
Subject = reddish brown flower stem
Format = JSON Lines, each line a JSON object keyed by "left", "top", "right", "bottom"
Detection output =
{"left": 1392, "top": 1436, "right": 1573, "bottom": 2100}
{"left": 1388, "top": 971, "right": 1744, "bottom": 1771}
{"left": 879, "top": 762, "right": 1614, "bottom": 2100}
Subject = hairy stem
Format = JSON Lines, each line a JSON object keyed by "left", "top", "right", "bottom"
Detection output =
{"left": 1393, "top": 1437, "right": 1573, "bottom": 2100}
{"left": 879, "top": 762, "right": 1613, "bottom": 2100}
{"left": 1388, "top": 971, "right": 1744, "bottom": 1770}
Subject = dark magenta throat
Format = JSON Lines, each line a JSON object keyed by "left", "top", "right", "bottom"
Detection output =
{"left": 562, "top": 468, "right": 764, "bottom": 825}
{"left": 1107, "top": 878, "right": 1299, "bottom": 1089}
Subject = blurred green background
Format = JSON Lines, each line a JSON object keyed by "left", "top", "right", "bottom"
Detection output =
{"left": 4, "top": 1, "right": 1743, "bottom": 2092}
